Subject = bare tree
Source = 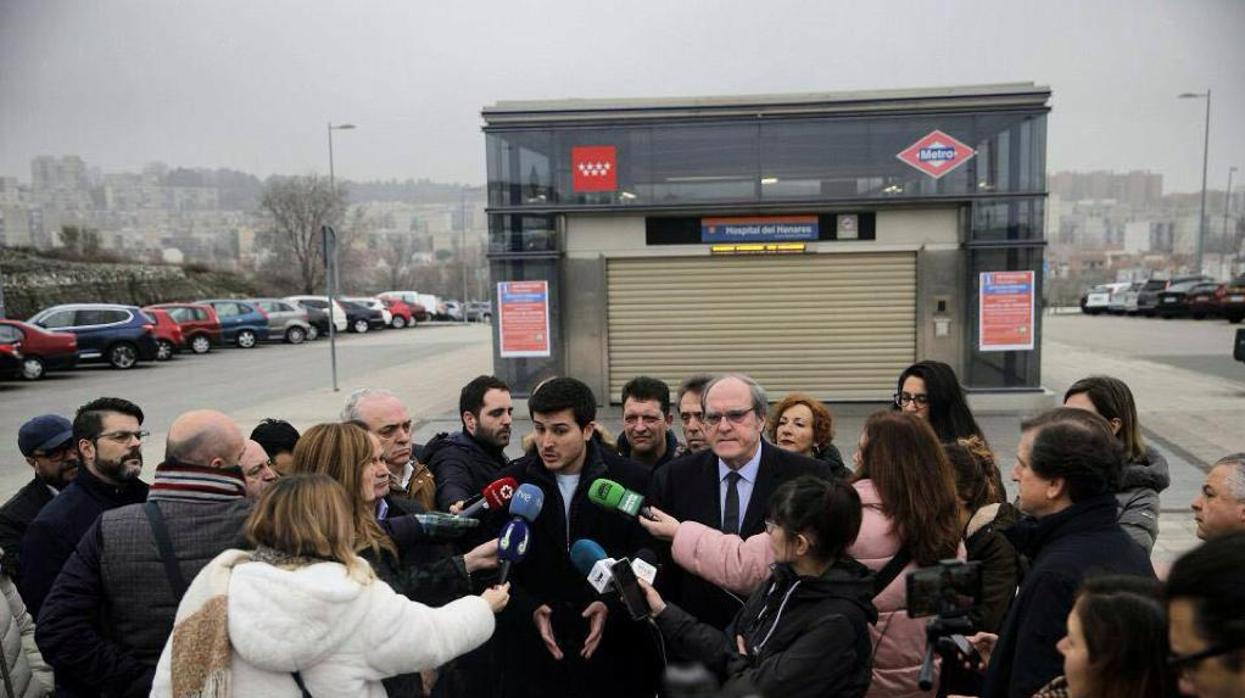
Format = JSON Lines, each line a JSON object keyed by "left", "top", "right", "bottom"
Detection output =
{"left": 255, "top": 175, "right": 346, "bottom": 294}
{"left": 374, "top": 232, "right": 428, "bottom": 290}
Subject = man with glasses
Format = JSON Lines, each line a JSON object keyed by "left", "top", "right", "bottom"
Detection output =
{"left": 617, "top": 375, "right": 685, "bottom": 470}
{"left": 19, "top": 397, "right": 149, "bottom": 618}
{"left": 342, "top": 388, "right": 436, "bottom": 510}
{"left": 0, "top": 415, "right": 80, "bottom": 581}
{"left": 37, "top": 409, "right": 252, "bottom": 697}
{"left": 1166, "top": 531, "right": 1245, "bottom": 698}
{"left": 676, "top": 374, "right": 713, "bottom": 454}
{"left": 648, "top": 373, "right": 831, "bottom": 631}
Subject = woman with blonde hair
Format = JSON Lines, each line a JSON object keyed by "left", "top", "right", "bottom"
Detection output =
{"left": 290, "top": 422, "right": 498, "bottom": 696}
{"left": 151, "top": 474, "right": 507, "bottom": 697}
{"left": 766, "top": 392, "right": 848, "bottom": 477}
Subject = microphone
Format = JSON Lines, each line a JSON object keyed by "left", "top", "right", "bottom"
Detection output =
{"left": 588, "top": 478, "right": 655, "bottom": 520}
{"left": 570, "top": 538, "right": 652, "bottom": 621}
{"left": 508, "top": 482, "right": 545, "bottom": 523}
{"left": 497, "top": 518, "right": 531, "bottom": 584}
{"left": 459, "top": 477, "right": 518, "bottom": 518}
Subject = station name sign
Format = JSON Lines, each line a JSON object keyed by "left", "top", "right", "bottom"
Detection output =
{"left": 701, "top": 215, "right": 818, "bottom": 243}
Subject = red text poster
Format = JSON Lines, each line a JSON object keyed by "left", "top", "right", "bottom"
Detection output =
{"left": 979, "top": 271, "right": 1035, "bottom": 352}
{"left": 498, "top": 281, "right": 551, "bottom": 358}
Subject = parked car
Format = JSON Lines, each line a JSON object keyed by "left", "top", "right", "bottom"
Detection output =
{"left": 379, "top": 292, "right": 429, "bottom": 322}
{"left": 1187, "top": 282, "right": 1226, "bottom": 320}
{"left": 439, "top": 300, "right": 465, "bottom": 322}
{"left": 1221, "top": 274, "right": 1245, "bottom": 324}
{"left": 0, "top": 318, "right": 78, "bottom": 380}
{"left": 341, "top": 296, "right": 392, "bottom": 327}
{"left": 1107, "top": 282, "right": 1144, "bottom": 315}
{"left": 1136, "top": 275, "right": 1212, "bottom": 317}
{"left": 380, "top": 296, "right": 415, "bottom": 328}
{"left": 27, "top": 303, "right": 158, "bottom": 369}
{"left": 285, "top": 295, "right": 349, "bottom": 334}
{"left": 1235, "top": 329, "right": 1245, "bottom": 363}
{"left": 196, "top": 299, "right": 270, "bottom": 348}
{"left": 1155, "top": 280, "right": 1215, "bottom": 319}
{"left": 146, "top": 303, "right": 222, "bottom": 354}
{"left": 249, "top": 298, "right": 312, "bottom": 344}
{"left": 338, "top": 299, "right": 385, "bottom": 333}
{"left": 298, "top": 304, "right": 326, "bottom": 340}
{"left": 466, "top": 300, "right": 493, "bottom": 322}
{"left": 1080, "top": 283, "right": 1125, "bottom": 315}
{"left": 142, "top": 307, "right": 184, "bottom": 360}
{"left": 0, "top": 342, "right": 20, "bottom": 379}
{"left": 381, "top": 291, "right": 438, "bottom": 321}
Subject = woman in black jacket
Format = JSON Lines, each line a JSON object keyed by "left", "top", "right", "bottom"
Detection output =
{"left": 640, "top": 476, "right": 876, "bottom": 698}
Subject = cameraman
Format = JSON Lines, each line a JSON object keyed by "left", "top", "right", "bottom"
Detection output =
{"left": 971, "top": 408, "right": 1155, "bottom": 697}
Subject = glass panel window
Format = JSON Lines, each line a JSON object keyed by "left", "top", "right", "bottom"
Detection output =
{"left": 972, "top": 198, "right": 1045, "bottom": 242}
{"left": 489, "top": 214, "right": 558, "bottom": 254}
{"left": 39, "top": 310, "right": 76, "bottom": 328}
{"left": 0, "top": 326, "right": 22, "bottom": 342}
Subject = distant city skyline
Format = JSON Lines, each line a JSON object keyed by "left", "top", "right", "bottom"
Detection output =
{"left": 2, "top": 1, "right": 1243, "bottom": 193}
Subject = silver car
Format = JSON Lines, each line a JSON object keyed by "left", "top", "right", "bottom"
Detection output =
{"left": 250, "top": 298, "right": 312, "bottom": 344}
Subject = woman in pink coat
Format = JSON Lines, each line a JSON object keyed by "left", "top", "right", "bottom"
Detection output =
{"left": 641, "top": 411, "right": 964, "bottom": 698}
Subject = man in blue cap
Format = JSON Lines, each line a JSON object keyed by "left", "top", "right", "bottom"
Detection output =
{"left": 0, "top": 415, "right": 80, "bottom": 581}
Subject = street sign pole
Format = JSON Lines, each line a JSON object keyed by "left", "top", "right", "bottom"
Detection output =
{"left": 323, "top": 224, "right": 339, "bottom": 392}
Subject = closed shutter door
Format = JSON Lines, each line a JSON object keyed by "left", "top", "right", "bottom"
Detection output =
{"left": 607, "top": 253, "right": 916, "bottom": 402}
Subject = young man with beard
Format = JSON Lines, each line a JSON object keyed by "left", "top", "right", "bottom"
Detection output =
{"left": 499, "top": 377, "right": 660, "bottom": 698}
{"left": 19, "top": 397, "right": 149, "bottom": 618}
{"left": 0, "top": 415, "right": 80, "bottom": 581}
{"left": 428, "top": 374, "right": 515, "bottom": 519}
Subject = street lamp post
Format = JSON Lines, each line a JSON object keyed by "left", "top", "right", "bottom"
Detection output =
{"left": 1178, "top": 91, "right": 1211, "bottom": 275}
{"left": 1226, "top": 166, "right": 1238, "bottom": 259}
{"left": 326, "top": 122, "right": 356, "bottom": 392}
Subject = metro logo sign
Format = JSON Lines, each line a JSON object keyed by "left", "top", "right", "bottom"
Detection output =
{"left": 572, "top": 146, "right": 617, "bottom": 192}
{"left": 896, "top": 130, "right": 975, "bottom": 179}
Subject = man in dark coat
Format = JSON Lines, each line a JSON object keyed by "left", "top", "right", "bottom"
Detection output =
{"left": 36, "top": 409, "right": 253, "bottom": 698}
{"left": 19, "top": 398, "right": 149, "bottom": 620}
{"left": 616, "top": 375, "right": 685, "bottom": 471}
{"left": 982, "top": 408, "right": 1155, "bottom": 698}
{"left": 0, "top": 414, "right": 79, "bottom": 581}
{"left": 497, "top": 377, "right": 660, "bottom": 698}
{"left": 428, "top": 375, "right": 514, "bottom": 518}
{"left": 648, "top": 374, "right": 833, "bottom": 631}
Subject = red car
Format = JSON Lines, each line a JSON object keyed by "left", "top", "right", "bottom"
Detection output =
{"left": 382, "top": 295, "right": 428, "bottom": 323}
{"left": 145, "top": 303, "right": 222, "bottom": 354}
{"left": 141, "top": 308, "right": 184, "bottom": 361}
{"left": 381, "top": 297, "right": 415, "bottom": 328}
{"left": 0, "top": 342, "right": 21, "bottom": 379}
{"left": 0, "top": 318, "right": 79, "bottom": 380}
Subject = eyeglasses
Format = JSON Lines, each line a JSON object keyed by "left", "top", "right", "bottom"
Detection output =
{"left": 1168, "top": 643, "right": 1245, "bottom": 671}
{"left": 703, "top": 409, "right": 756, "bottom": 427}
{"left": 893, "top": 392, "right": 930, "bottom": 407}
{"left": 97, "top": 430, "right": 149, "bottom": 443}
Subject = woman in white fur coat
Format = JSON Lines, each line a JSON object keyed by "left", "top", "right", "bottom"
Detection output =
{"left": 0, "top": 555, "right": 53, "bottom": 698}
{"left": 150, "top": 473, "right": 509, "bottom": 698}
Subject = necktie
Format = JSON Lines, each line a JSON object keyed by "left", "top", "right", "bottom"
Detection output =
{"left": 723, "top": 471, "right": 742, "bottom": 535}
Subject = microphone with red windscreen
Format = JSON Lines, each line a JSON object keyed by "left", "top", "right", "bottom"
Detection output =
{"left": 458, "top": 477, "right": 518, "bottom": 518}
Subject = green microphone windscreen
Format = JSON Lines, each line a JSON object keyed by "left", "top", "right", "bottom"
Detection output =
{"left": 589, "top": 478, "right": 625, "bottom": 508}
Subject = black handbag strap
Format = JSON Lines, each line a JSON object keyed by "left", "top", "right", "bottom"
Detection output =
{"left": 291, "top": 670, "right": 313, "bottom": 697}
{"left": 144, "top": 500, "right": 188, "bottom": 598}
{"left": 873, "top": 548, "right": 912, "bottom": 596}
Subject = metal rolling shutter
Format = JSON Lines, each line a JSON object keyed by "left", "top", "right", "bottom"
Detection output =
{"left": 606, "top": 253, "right": 916, "bottom": 402}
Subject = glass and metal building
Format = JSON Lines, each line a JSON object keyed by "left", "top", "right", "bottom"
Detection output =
{"left": 482, "top": 83, "right": 1051, "bottom": 406}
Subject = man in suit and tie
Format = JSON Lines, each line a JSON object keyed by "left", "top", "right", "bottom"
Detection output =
{"left": 648, "top": 373, "right": 833, "bottom": 630}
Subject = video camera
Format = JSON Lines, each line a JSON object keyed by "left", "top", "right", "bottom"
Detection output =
{"left": 904, "top": 559, "right": 984, "bottom": 692}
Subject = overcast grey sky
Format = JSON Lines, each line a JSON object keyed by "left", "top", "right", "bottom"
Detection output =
{"left": 1, "top": 0, "right": 1242, "bottom": 193}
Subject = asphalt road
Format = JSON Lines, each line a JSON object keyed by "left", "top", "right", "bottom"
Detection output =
{"left": 0, "top": 323, "right": 488, "bottom": 493}
{"left": 1045, "top": 312, "right": 1244, "bottom": 382}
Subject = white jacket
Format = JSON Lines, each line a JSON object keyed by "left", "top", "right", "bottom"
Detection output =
{"left": 0, "top": 572, "right": 52, "bottom": 698}
{"left": 151, "top": 557, "right": 494, "bottom": 697}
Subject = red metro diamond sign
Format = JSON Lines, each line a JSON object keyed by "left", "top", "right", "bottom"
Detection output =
{"left": 896, "top": 130, "right": 976, "bottom": 179}
{"left": 572, "top": 146, "right": 617, "bottom": 192}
